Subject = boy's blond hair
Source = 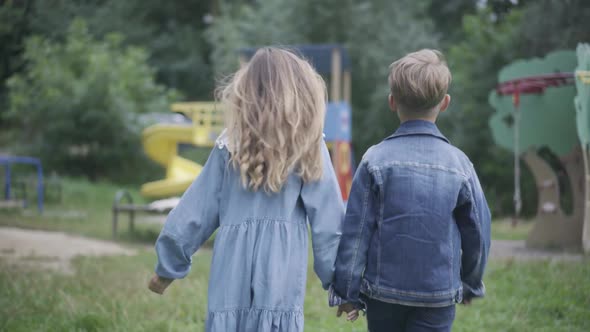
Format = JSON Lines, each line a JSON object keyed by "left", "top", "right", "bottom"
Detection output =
{"left": 388, "top": 49, "right": 451, "bottom": 114}
{"left": 218, "top": 47, "right": 327, "bottom": 193}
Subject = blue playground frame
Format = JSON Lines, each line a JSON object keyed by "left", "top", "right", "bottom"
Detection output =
{"left": 0, "top": 155, "right": 44, "bottom": 213}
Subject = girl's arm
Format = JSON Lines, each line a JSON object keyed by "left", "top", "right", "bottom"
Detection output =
{"left": 151, "top": 146, "right": 226, "bottom": 290}
{"left": 301, "top": 141, "right": 345, "bottom": 290}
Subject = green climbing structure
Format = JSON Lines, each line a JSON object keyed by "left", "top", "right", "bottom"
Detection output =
{"left": 489, "top": 51, "right": 579, "bottom": 155}
{"left": 489, "top": 49, "right": 588, "bottom": 251}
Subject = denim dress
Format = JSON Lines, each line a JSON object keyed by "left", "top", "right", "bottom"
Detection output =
{"left": 154, "top": 132, "right": 344, "bottom": 332}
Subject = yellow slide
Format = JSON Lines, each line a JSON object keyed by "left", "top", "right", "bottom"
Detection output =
{"left": 140, "top": 102, "right": 223, "bottom": 198}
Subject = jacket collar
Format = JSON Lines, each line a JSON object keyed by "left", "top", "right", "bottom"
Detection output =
{"left": 385, "top": 120, "right": 449, "bottom": 143}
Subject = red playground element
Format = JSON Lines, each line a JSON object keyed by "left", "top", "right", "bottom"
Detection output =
{"left": 496, "top": 72, "right": 575, "bottom": 107}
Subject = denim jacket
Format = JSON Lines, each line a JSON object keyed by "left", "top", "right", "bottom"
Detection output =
{"left": 330, "top": 120, "right": 491, "bottom": 308}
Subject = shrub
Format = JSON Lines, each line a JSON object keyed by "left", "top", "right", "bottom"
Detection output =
{"left": 5, "top": 19, "right": 177, "bottom": 183}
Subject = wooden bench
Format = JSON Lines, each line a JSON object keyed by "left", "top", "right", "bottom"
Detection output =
{"left": 0, "top": 199, "right": 25, "bottom": 209}
{"left": 111, "top": 190, "right": 177, "bottom": 238}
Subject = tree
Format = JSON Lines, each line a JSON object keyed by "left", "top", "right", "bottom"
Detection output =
{"left": 428, "top": 0, "right": 477, "bottom": 45}
{"left": 206, "top": 0, "right": 306, "bottom": 76}
{"left": 344, "top": 0, "right": 439, "bottom": 154}
{"left": 445, "top": 8, "right": 530, "bottom": 215}
{"left": 515, "top": 0, "right": 590, "bottom": 57}
{"left": 29, "top": 0, "right": 215, "bottom": 100}
{"left": 0, "top": 0, "right": 33, "bottom": 125}
{"left": 5, "top": 19, "right": 177, "bottom": 182}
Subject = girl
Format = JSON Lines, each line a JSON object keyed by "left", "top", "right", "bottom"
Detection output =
{"left": 148, "top": 47, "right": 344, "bottom": 332}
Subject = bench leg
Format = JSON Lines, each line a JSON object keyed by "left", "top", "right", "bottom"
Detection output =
{"left": 112, "top": 209, "right": 118, "bottom": 239}
{"left": 129, "top": 210, "right": 135, "bottom": 234}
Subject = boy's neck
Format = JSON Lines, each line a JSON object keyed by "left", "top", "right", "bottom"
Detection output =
{"left": 398, "top": 115, "right": 438, "bottom": 124}
{"left": 397, "top": 108, "right": 439, "bottom": 124}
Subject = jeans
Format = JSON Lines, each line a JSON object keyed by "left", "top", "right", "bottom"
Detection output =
{"left": 364, "top": 297, "right": 456, "bottom": 332}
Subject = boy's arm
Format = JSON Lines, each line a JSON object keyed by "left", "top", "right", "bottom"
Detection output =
{"left": 454, "top": 165, "right": 492, "bottom": 302}
{"left": 330, "top": 160, "right": 377, "bottom": 306}
{"left": 302, "top": 141, "right": 345, "bottom": 290}
{"left": 152, "top": 146, "right": 224, "bottom": 288}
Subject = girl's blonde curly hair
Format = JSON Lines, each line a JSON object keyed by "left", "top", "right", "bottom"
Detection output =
{"left": 217, "top": 47, "right": 327, "bottom": 192}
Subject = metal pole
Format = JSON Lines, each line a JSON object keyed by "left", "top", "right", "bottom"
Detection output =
{"left": 330, "top": 48, "right": 342, "bottom": 102}
{"left": 37, "top": 160, "right": 44, "bottom": 213}
{"left": 513, "top": 86, "right": 522, "bottom": 225}
{"left": 514, "top": 108, "right": 522, "bottom": 216}
{"left": 4, "top": 164, "right": 11, "bottom": 200}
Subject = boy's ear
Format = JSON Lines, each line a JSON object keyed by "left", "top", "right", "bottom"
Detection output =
{"left": 388, "top": 94, "right": 397, "bottom": 112}
{"left": 439, "top": 94, "right": 451, "bottom": 113}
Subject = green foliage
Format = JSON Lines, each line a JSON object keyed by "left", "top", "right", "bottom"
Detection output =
{"left": 428, "top": 0, "right": 477, "bottom": 45}
{"left": 446, "top": 9, "right": 535, "bottom": 215}
{"left": 515, "top": 0, "right": 590, "bottom": 57}
{"left": 294, "top": 0, "right": 356, "bottom": 44}
{"left": 5, "top": 19, "right": 177, "bottom": 182}
{"left": 0, "top": 1, "right": 32, "bottom": 125}
{"left": 207, "top": 0, "right": 306, "bottom": 76}
{"left": 344, "top": 0, "right": 439, "bottom": 154}
{"left": 30, "top": 0, "right": 215, "bottom": 100}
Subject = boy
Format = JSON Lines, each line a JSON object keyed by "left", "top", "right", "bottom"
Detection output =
{"left": 330, "top": 49, "right": 491, "bottom": 331}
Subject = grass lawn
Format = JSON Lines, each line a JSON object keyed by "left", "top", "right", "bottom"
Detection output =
{"left": 1, "top": 178, "right": 589, "bottom": 331}
{"left": 1, "top": 250, "right": 589, "bottom": 332}
{"left": 490, "top": 218, "right": 534, "bottom": 241}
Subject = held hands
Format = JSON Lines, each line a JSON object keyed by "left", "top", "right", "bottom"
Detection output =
{"left": 336, "top": 303, "right": 360, "bottom": 322}
{"left": 148, "top": 274, "right": 173, "bottom": 295}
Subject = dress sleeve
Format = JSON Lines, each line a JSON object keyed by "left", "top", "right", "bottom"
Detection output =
{"left": 301, "top": 141, "right": 345, "bottom": 289}
{"left": 154, "top": 146, "right": 226, "bottom": 279}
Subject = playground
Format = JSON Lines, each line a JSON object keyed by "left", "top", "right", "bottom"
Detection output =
{"left": 1, "top": 1, "right": 590, "bottom": 331}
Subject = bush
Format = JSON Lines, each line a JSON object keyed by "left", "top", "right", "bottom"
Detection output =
{"left": 5, "top": 19, "right": 177, "bottom": 183}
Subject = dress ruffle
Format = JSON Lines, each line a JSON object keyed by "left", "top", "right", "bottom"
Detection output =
{"left": 207, "top": 308, "right": 303, "bottom": 332}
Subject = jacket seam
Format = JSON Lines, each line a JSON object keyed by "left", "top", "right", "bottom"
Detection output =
{"left": 363, "top": 293, "right": 457, "bottom": 308}
{"left": 363, "top": 280, "right": 461, "bottom": 298}
{"left": 465, "top": 172, "right": 483, "bottom": 281}
{"left": 345, "top": 166, "right": 371, "bottom": 298}
{"left": 374, "top": 169, "right": 383, "bottom": 286}
{"left": 449, "top": 217, "right": 461, "bottom": 287}
{"left": 219, "top": 218, "right": 305, "bottom": 229}
{"left": 368, "top": 161, "right": 468, "bottom": 179}
{"left": 385, "top": 131, "right": 450, "bottom": 144}
{"left": 209, "top": 307, "right": 304, "bottom": 314}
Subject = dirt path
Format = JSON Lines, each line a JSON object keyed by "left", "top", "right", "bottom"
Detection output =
{"left": 0, "top": 227, "right": 136, "bottom": 274}
{"left": 0, "top": 226, "right": 584, "bottom": 276}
